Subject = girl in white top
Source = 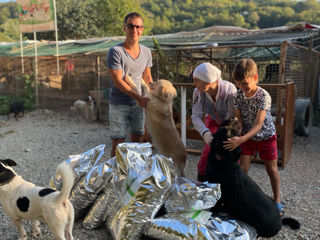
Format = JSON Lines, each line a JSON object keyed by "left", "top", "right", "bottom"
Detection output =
{"left": 191, "top": 62, "right": 237, "bottom": 181}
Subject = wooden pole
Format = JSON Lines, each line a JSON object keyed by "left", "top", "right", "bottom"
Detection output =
{"left": 20, "top": 33, "right": 24, "bottom": 74}
{"left": 180, "top": 86, "right": 186, "bottom": 146}
{"left": 308, "top": 36, "right": 313, "bottom": 99}
{"left": 53, "top": 0, "right": 60, "bottom": 75}
{"left": 96, "top": 56, "right": 101, "bottom": 121}
{"left": 34, "top": 32, "right": 38, "bottom": 107}
{"left": 276, "top": 41, "right": 287, "bottom": 126}
{"left": 311, "top": 54, "right": 319, "bottom": 103}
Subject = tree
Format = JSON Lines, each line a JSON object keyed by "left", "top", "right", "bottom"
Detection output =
{"left": 1, "top": 19, "right": 19, "bottom": 41}
{"left": 95, "top": 0, "right": 152, "bottom": 37}
{"left": 247, "top": 11, "right": 260, "bottom": 28}
{"left": 26, "top": 0, "right": 152, "bottom": 41}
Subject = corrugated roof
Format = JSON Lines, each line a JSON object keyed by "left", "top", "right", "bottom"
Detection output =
{"left": 0, "top": 22, "right": 319, "bottom": 57}
{"left": 156, "top": 29, "right": 319, "bottom": 47}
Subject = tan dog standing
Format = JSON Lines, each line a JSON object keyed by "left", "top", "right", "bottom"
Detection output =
{"left": 125, "top": 76, "right": 187, "bottom": 176}
{"left": 0, "top": 159, "right": 75, "bottom": 240}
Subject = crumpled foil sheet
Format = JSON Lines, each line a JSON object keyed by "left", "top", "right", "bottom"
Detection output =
{"left": 50, "top": 143, "right": 257, "bottom": 239}
{"left": 145, "top": 212, "right": 257, "bottom": 240}
{"left": 106, "top": 143, "right": 177, "bottom": 240}
{"left": 50, "top": 144, "right": 107, "bottom": 190}
{"left": 83, "top": 142, "right": 154, "bottom": 230}
{"left": 165, "top": 177, "right": 221, "bottom": 212}
{"left": 70, "top": 156, "right": 116, "bottom": 220}
{"left": 82, "top": 181, "right": 114, "bottom": 229}
{"left": 206, "top": 214, "right": 257, "bottom": 240}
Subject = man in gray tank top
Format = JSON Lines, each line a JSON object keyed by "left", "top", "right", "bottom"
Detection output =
{"left": 107, "top": 12, "right": 153, "bottom": 157}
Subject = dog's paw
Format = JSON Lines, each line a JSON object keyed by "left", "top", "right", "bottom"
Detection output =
{"left": 32, "top": 220, "right": 41, "bottom": 237}
{"left": 32, "top": 229, "right": 41, "bottom": 238}
{"left": 19, "top": 235, "right": 28, "bottom": 240}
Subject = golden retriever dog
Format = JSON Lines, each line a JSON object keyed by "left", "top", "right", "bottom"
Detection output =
{"left": 125, "top": 76, "right": 187, "bottom": 176}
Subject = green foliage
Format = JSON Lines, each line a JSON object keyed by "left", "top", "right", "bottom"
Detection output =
{"left": 1, "top": 0, "right": 320, "bottom": 40}
{"left": 0, "top": 74, "right": 35, "bottom": 115}
{"left": 1, "top": 18, "right": 20, "bottom": 41}
{"left": 21, "top": 74, "right": 36, "bottom": 111}
{"left": 141, "top": 0, "right": 320, "bottom": 34}
{"left": 24, "top": 0, "right": 151, "bottom": 40}
{"left": 0, "top": 32, "right": 13, "bottom": 42}
{"left": 152, "top": 37, "right": 173, "bottom": 79}
{"left": 95, "top": 0, "right": 151, "bottom": 36}
{"left": 0, "top": 95, "right": 13, "bottom": 115}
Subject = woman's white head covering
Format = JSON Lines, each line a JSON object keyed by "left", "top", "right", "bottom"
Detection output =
{"left": 193, "top": 62, "right": 221, "bottom": 83}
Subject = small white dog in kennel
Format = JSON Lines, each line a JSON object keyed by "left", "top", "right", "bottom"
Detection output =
{"left": 71, "top": 96, "right": 94, "bottom": 120}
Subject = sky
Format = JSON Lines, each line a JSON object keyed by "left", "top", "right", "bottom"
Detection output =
{"left": 0, "top": 0, "right": 15, "bottom": 2}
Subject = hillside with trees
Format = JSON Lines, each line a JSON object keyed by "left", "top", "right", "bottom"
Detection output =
{"left": 0, "top": 0, "right": 320, "bottom": 41}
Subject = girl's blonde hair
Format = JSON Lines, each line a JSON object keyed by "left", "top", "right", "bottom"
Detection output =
{"left": 232, "top": 58, "right": 258, "bottom": 82}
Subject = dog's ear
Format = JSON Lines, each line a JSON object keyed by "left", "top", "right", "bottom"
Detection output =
{"left": 0, "top": 159, "right": 17, "bottom": 167}
{"left": 221, "top": 118, "right": 241, "bottom": 138}
{"left": 0, "top": 162, "right": 16, "bottom": 183}
{"left": 0, "top": 162, "right": 5, "bottom": 171}
{"left": 160, "top": 81, "right": 177, "bottom": 101}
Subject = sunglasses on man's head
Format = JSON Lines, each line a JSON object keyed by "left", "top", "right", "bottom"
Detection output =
{"left": 125, "top": 23, "right": 144, "bottom": 30}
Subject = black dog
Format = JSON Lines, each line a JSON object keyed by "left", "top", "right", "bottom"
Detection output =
{"left": 205, "top": 118, "right": 300, "bottom": 238}
{"left": 7, "top": 101, "right": 24, "bottom": 120}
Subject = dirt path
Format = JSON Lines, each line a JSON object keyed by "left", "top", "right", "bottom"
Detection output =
{"left": 0, "top": 109, "right": 319, "bottom": 239}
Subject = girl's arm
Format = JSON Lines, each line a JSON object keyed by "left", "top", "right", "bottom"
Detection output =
{"left": 235, "top": 109, "right": 243, "bottom": 129}
{"left": 240, "top": 109, "right": 266, "bottom": 143}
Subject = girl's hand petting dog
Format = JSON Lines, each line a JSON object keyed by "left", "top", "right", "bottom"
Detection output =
{"left": 223, "top": 136, "right": 243, "bottom": 151}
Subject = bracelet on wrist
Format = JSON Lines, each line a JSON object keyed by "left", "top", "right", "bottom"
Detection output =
{"left": 202, "top": 130, "right": 210, "bottom": 137}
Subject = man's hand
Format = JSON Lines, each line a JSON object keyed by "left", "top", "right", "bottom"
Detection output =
{"left": 137, "top": 95, "right": 150, "bottom": 108}
{"left": 203, "top": 131, "right": 214, "bottom": 145}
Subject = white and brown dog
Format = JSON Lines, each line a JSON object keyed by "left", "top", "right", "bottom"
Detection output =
{"left": 72, "top": 96, "right": 94, "bottom": 120}
{"left": 0, "top": 159, "right": 75, "bottom": 240}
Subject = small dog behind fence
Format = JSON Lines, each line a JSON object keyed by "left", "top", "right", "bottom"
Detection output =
{"left": 7, "top": 101, "right": 24, "bottom": 120}
{"left": 71, "top": 96, "right": 94, "bottom": 120}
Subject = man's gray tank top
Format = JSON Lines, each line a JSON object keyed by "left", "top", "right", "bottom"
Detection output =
{"left": 107, "top": 43, "right": 152, "bottom": 105}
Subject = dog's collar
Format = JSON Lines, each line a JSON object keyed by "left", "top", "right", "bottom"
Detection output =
{"left": 215, "top": 154, "right": 224, "bottom": 160}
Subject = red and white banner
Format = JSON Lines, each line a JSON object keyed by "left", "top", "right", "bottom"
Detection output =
{"left": 17, "top": 0, "right": 55, "bottom": 33}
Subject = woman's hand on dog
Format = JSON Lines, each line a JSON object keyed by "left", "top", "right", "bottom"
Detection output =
{"left": 203, "top": 131, "right": 214, "bottom": 145}
{"left": 223, "top": 136, "right": 243, "bottom": 150}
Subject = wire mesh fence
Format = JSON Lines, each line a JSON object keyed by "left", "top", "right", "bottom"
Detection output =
{"left": 152, "top": 43, "right": 319, "bottom": 118}
{"left": 0, "top": 42, "right": 319, "bottom": 122}
{"left": 0, "top": 53, "right": 111, "bottom": 120}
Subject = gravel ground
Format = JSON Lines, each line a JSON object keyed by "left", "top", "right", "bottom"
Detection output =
{"left": 0, "top": 109, "right": 319, "bottom": 240}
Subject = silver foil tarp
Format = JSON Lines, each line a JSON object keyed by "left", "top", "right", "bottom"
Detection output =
{"left": 82, "top": 181, "right": 115, "bottom": 229}
{"left": 165, "top": 177, "right": 221, "bottom": 212}
{"left": 145, "top": 212, "right": 257, "bottom": 240}
{"left": 50, "top": 144, "right": 107, "bottom": 190}
{"left": 82, "top": 142, "right": 153, "bottom": 230}
{"left": 70, "top": 156, "right": 116, "bottom": 220}
{"left": 105, "top": 143, "right": 177, "bottom": 240}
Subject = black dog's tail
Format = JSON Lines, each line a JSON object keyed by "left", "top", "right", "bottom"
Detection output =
{"left": 282, "top": 217, "right": 300, "bottom": 230}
